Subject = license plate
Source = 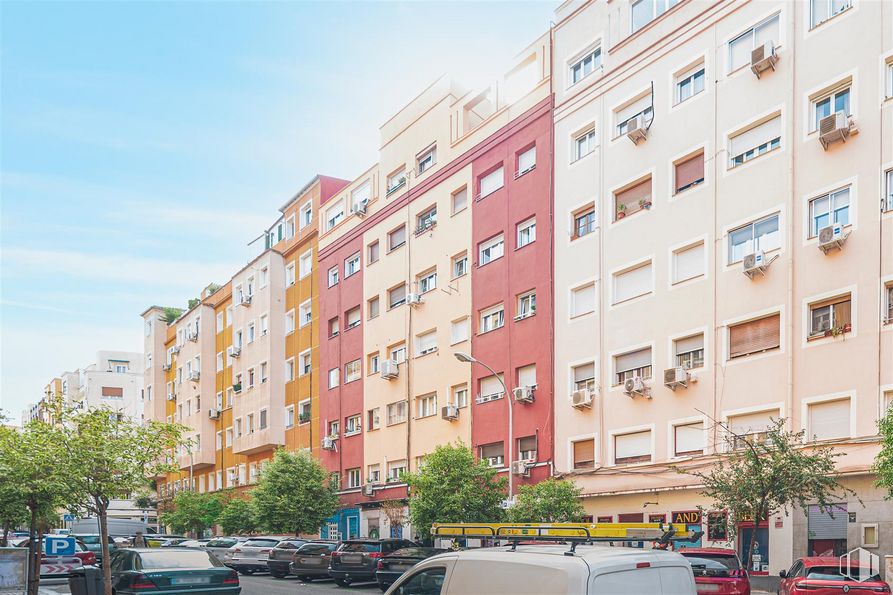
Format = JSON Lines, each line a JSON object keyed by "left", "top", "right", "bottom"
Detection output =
{"left": 390, "top": 563, "right": 410, "bottom": 571}
{"left": 303, "top": 558, "right": 321, "bottom": 565}
{"left": 172, "top": 577, "right": 211, "bottom": 585}
{"left": 343, "top": 554, "right": 363, "bottom": 564}
{"left": 697, "top": 584, "right": 720, "bottom": 593}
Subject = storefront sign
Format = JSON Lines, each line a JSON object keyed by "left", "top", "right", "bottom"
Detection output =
{"left": 672, "top": 510, "right": 701, "bottom": 525}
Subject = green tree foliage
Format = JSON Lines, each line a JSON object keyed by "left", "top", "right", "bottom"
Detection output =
{"left": 507, "top": 478, "right": 585, "bottom": 523}
{"left": 685, "top": 418, "right": 853, "bottom": 571}
{"left": 160, "top": 307, "right": 183, "bottom": 324}
{"left": 217, "top": 497, "right": 257, "bottom": 535}
{"left": 0, "top": 426, "right": 30, "bottom": 545}
{"left": 251, "top": 449, "right": 338, "bottom": 535}
{"left": 160, "top": 491, "right": 222, "bottom": 537}
{"left": 873, "top": 406, "right": 893, "bottom": 498}
{"left": 404, "top": 442, "right": 507, "bottom": 540}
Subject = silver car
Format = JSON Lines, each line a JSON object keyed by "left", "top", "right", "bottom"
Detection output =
{"left": 205, "top": 537, "right": 249, "bottom": 564}
{"left": 227, "top": 537, "right": 281, "bottom": 575}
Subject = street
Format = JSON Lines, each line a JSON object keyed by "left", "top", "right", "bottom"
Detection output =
{"left": 36, "top": 573, "right": 383, "bottom": 595}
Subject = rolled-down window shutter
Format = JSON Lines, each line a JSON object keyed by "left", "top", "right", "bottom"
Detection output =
{"left": 808, "top": 399, "right": 850, "bottom": 440}
{"left": 480, "top": 443, "right": 503, "bottom": 459}
{"left": 615, "top": 431, "right": 651, "bottom": 462}
{"left": 674, "top": 422, "right": 705, "bottom": 455}
{"left": 615, "top": 178, "right": 652, "bottom": 211}
{"left": 730, "top": 116, "right": 781, "bottom": 157}
{"left": 480, "top": 374, "right": 504, "bottom": 397}
{"left": 574, "top": 363, "right": 595, "bottom": 383}
{"left": 101, "top": 386, "right": 124, "bottom": 397}
{"left": 729, "top": 314, "right": 780, "bottom": 358}
{"left": 675, "top": 152, "right": 705, "bottom": 191}
{"left": 673, "top": 243, "right": 705, "bottom": 283}
{"left": 573, "top": 439, "right": 595, "bottom": 468}
{"left": 616, "top": 94, "right": 651, "bottom": 125}
{"left": 517, "top": 364, "right": 536, "bottom": 387}
{"left": 615, "top": 348, "right": 652, "bottom": 373}
{"left": 833, "top": 299, "right": 852, "bottom": 327}
{"left": 728, "top": 410, "right": 776, "bottom": 436}
{"left": 675, "top": 334, "right": 704, "bottom": 355}
{"left": 614, "top": 262, "right": 653, "bottom": 303}
{"left": 807, "top": 504, "right": 848, "bottom": 539}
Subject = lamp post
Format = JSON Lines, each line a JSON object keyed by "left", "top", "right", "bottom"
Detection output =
{"left": 453, "top": 351, "right": 513, "bottom": 501}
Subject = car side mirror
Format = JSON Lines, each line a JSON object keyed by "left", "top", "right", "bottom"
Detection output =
{"left": 778, "top": 570, "right": 786, "bottom": 579}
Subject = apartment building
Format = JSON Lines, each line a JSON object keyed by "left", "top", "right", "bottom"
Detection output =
{"left": 316, "top": 37, "right": 553, "bottom": 539}
{"left": 552, "top": 0, "right": 892, "bottom": 577}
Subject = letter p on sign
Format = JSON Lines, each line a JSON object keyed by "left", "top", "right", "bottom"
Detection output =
{"left": 45, "top": 537, "right": 76, "bottom": 556}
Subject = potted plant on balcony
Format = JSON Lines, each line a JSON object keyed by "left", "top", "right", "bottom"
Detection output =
{"left": 616, "top": 203, "right": 627, "bottom": 220}
{"left": 638, "top": 197, "right": 653, "bottom": 210}
{"left": 232, "top": 382, "right": 242, "bottom": 393}
{"left": 828, "top": 322, "right": 852, "bottom": 337}
{"left": 299, "top": 412, "right": 310, "bottom": 424}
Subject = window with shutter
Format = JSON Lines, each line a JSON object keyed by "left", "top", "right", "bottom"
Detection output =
{"left": 346, "top": 307, "right": 361, "bottom": 330}
{"left": 388, "top": 226, "right": 406, "bottom": 251}
{"left": 573, "top": 439, "right": 595, "bottom": 469}
{"left": 517, "top": 364, "right": 536, "bottom": 388}
{"left": 674, "top": 334, "right": 705, "bottom": 369}
{"left": 615, "top": 94, "right": 653, "bottom": 137}
{"left": 729, "top": 115, "right": 781, "bottom": 167}
{"left": 571, "top": 283, "right": 596, "bottom": 317}
{"left": 673, "top": 242, "right": 705, "bottom": 284}
{"left": 452, "top": 187, "right": 468, "bottom": 214}
{"left": 728, "top": 409, "right": 778, "bottom": 448}
{"left": 518, "top": 436, "right": 537, "bottom": 461}
{"left": 478, "top": 167, "right": 504, "bottom": 198}
{"left": 573, "top": 363, "right": 596, "bottom": 391}
{"left": 615, "top": 347, "right": 652, "bottom": 384}
{"left": 808, "top": 295, "right": 852, "bottom": 337}
{"left": 614, "top": 177, "right": 652, "bottom": 220}
{"left": 728, "top": 314, "right": 780, "bottom": 359}
{"left": 389, "top": 284, "right": 407, "bottom": 308}
{"left": 479, "top": 374, "right": 505, "bottom": 402}
{"left": 808, "top": 399, "right": 850, "bottom": 441}
{"left": 674, "top": 151, "right": 705, "bottom": 193}
{"left": 613, "top": 261, "right": 653, "bottom": 304}
{"left": 480, "top": 443, "right": 504, "bottom": 466}
{"left": 451, "top": 318, "right": 469, "bottom": 344}
{"left": 614, "top": 430, "right": 651, "bottom": 464}
{"left": 415, "top": 330, "right": 437, "bottom": 355}
{"left": 674, "top": 422, "right": 705, "bottom": 456}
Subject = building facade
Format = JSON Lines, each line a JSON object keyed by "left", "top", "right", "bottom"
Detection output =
{"left": 552, "top": 0, "right": 893, "bottom": 578}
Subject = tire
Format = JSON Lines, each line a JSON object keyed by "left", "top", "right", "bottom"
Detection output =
{"left": 333, "top": 579, "right": 349, "bottom": 587}
{"left": 299, "top": 576, "right": 314, "bottom": 583}
{"left": 270, "top": 571, "right": 287, "bottom": 579}
{"left": 238, "top": 569, "right": 253, "bottom": 576}
{"left": 379, "top": 585, "right": 389, "bottom": 592}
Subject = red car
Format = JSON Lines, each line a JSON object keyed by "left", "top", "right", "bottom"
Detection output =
{"left": 778, "top": 557, "right": 890, "bottom": 594}
{"left": 678, "top": 547, "right": 751, "bottom": 595}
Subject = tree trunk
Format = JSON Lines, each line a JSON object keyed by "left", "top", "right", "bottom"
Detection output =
{"left": 26, "top": 506, "right": 40, "bottom": 595}
{"left": 98, "top": 501, "right": 113, "bottom": 595}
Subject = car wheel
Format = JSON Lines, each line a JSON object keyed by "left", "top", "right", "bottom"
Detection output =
{"left": 299, "top": 576, "right": 313, "bottom": 583}
{"left": 379, "top": 584, "right": 389, "bottom": 592}
{"left": 238, "top": 569, "right": 253, "bottom": 576}
{"left": 333, "top": 579, "right": 348, "bottom": 587}
{"left": 270, "top": 571, "right": 286, "bottom": 579}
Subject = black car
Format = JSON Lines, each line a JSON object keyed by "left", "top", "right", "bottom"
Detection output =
{"left": 266, "top": 539, "right": 308, "bottom": 578}
{"left": 289, "top": 541, "right": 339, "bottom": 582}
{"left": 105, "top": 548, "right": 240, "bottom": 595}
{"left": 328, "top": 538, "right": 416, "bottom": 587}
{"left": 375, "top": 547, "right": 448, "bottom": 592}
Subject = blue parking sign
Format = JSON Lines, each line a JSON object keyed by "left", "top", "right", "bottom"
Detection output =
{"left": 44, "top": 537, "right": 75, "bottom": 557}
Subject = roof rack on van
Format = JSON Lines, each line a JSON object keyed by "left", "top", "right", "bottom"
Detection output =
{"left": 431, "top": 523, "right": 704, "bottom": 556}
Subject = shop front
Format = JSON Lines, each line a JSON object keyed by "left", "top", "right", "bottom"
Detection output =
{"left": 321, "top": 507, "right": 360, "bottom": 540}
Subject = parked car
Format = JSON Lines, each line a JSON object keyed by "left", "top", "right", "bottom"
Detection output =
{"left": 146, "top": 535, "right": 187, "bottom": 548}
{"left": 266, "top": 539, "right": 309, "bottom": 578}
{"left": 376, "top": 547, "right": 448, "bottom": 591}
{"left": 778, "top": 557, "right": 891, "bottom": 595}
{"left": 159, "top": 538, "right": 191, "bottom": 547}
{"left": 205, "top": 537, "right": 249, "bottom": 563}
{"left": 227, "top": 537, "right": 281, "bottom": 575}
{"left": 383, "top": 544, "right": 697, "bottom": 595}
{"left": 14, "top": 537, "right": 96, "bottom": 577}
{"left": 71, "top": 534, "right": 117, "bottom": 564}
{"left": 329, "top": 539, "right": 417, "bottom": 587}
{"left": 106, "top": 548, "right": 240, "bottom": 595}
{"left": 177, "top": 539, "right": 210, "bottom": 549}
{"left": 678, "top": 548, "right": 750, "bottom": 595}
{"left": 289, "top": 541, "right": 339, "bottom": 582}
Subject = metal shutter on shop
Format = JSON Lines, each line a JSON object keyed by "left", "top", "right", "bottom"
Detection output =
{"left": 729, "top": 314, "right": 780, "bottom": 358}
{"left": 807, "top": 504, "right": 848, "bottom": 539}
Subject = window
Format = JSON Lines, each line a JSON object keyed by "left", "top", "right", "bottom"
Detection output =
{"left": 728, "top": 313, "right": 781, "bottom": 359}
{"left": 260, "top": 315, "right": 268, "bottom": 336}
{"left": 387, "top": 459, "right": 407, "bottom": 481}
{"left": 452, "top": 252, "right": 468, "bottom": 278}
{"left": 247, "top": 322, "right": 255, "bottom": 343}
{"left": 569, "top": 47, "right": 601, "bottom": 85}
{"left": 387, "top": 401, "right": 407, "bottom": 425}
{"left": 388, "top": 225, "right": 406, "bottom": 251}
{"left": 885, "top": 283, "right": 893, "bottom": 324}
{"left": 675, "top": 334, "right": 705, "bottom": 369}
{"left": 225, "top": 427, "right": 233, "bottom": 447}
{"left": 480, "top": 443, "right": 505, "bottom": 467}
{"left": 614, "top": 176, "right": 652, "bottom": 220}
{"left": 479, "top": 304, "right": 505, "bottom": 333}
{"left": 516, "top": 218, "right": 536, "bottom": 248}
{"left": 329, "top": 420, "right": 340, "bottom": 437}
{"left": 450, "top": 317, "right": 470, "bottom": 344}
{"left": 453, "top": 384, "right": 469, "bottom": 408}
{"left": 808, "top": 398, "right": 851, "bottom": 441}
{"left": 285, "top": 310, "right": 295, "bottom": 334}
{"left": 574, "top": 206, "right": 596, "bottom": 239}
{"left": 728, "top": 213, "right": 780, "bottom": 263}
{"left": 345, "top": 468, "right": 361, "bottom": 488}
{"left": 216, "top": 430, "right": 223, "bottom": 450}
{"left": 516, "top": 436, "right": 537, "bottom": 462}
{"left": 259, "top": 266, "right": 268, "bottom": 288}
{"left": 517, "top": 146, "right": 536, "bottom": 176}
{"left": 389, "top": 343, "right": 407, "bottom": 364}
{"left": 216, "top": 312, "right": 224, "bottom": 332}
{"left": 327, "top": 266, "right": 339, "bottom": 287}
{"left": 325, "top": 202, "right": 344, "bottom": 231}
{"left": 367, "top": 408, "right": 380, "bottom": 431}
{"left": 573, "top": 362, "right": 596, "bottom": 392}
{"left": 673, "top": 241, "right": 705, "bottom": 284}
{"left": 728, "top": 14, "right": 780, "bottom": 72}
{"left": 367, "top": 352, "right": 380, "bottom": 374}
{"left": 729, "top": 114, "right": 781, "bottom": 168}
{"left": 808, "top": 294, "right": 852, "bottom": 337}
{"left": 299, "top": 300, "right": 312, "bottom": 328}
{"left": 570, "top": 284, "right": 595, "bottom": 318}
{"left": 247, "top": 367, "right": 255, "bottom": 388}
{"left": 728, "top": 410, "right": 778, "bottom": 448}
{"left": 345, "top": 414, "right": 362, "bottom": 436}
{"left": 451, "top": 186, "right": 468, "bottom": 214}
{"left": 612, "top": 261, "right": 652, "bottom": 304}
{"left": 367, "top": 296, "right": 380, "bottom": 319}
{"left": 614, "top": 430, "right": 652, "bottom": 464}
{"left": 573, "top": 439, "right": 595, "bottom": 469}
{"left": 351, "top": 181, "right": 370, "bottom": 212}
{"left": 417, "top": 269, "right": 437, "bottom": 293}
{"left": 345, "top": 359, "right": 361, "bottom": 383}
{"left": 478, "top": 374, "right": 505, "bottom": 402}
{"left": 674, "top": 151, "right": 705, "bottom": 194}
{"left": 887, "top": 61, "right": 893, "bottom": 99}
{"left": 328, "top": 368, "right": 339, "bottom": 388}
{"left": 328, "top": 317, "right": 340, "bottom": 337}
{"left": 478, "top": 166, "right": 504, "bottom": 198}
{"left": 674, "top": 422, "right": 704, "bottom": 456}
{"left": 416, "top": 329, "right": 437, "bottom": 356}
{"left": 615, "top": 95, "right": 653, "bottom": 137}
{"left": 389, "top": 284, "right": 407, "bottom": 308}
{"left": 517, "top": 364, "right": 536, "bottom": 389}
{"left": 345, "top": 307, "right": 361, "bottom": 330}
{"left": 615, "top": 347, "right": 652, "bottom": 385}
{"left": 573, "top": 127, "right": 596, "bottom": 161}
{"left": 259, "top": 409, "right": 268, "bottom": 430}
{"left": 808, "top": 186, "right": 850, "bottom": 238}
{"left": 286, "top": 263, "right": 296, "bottom": 286}
{"left": 387, "top": 168, "right": 407, "bottom": 194}
{"left": 368, "top": 240, "right": 380, "bottom": 264}
{"left": 885, "top": 169, "right": 893, "bottom": 212}
{"left": 299, "top": 350, "right": 312, "bottom": 376}
{"left": 285, "top": 406, "right": 295, "bottom": 429}
{"left": 812, "top": 85, "right": 850, "bottom": 132}
{"left": 216, "top": 352, "right": 224, "bottom": 372}
{"left": 632, "top": 0, "right": 678, "bottom": 33}
{"left": 675, "top": 63, "right": 705, "bottom": 104}
{"left": 298, "top": 399, "right": 311, "bottom": 423}
{"left": 416, "top": 393, "right": 437, "bottom": 418}
{"left": 478, "top": 234, "right": 504, "bottom": 266}
{"left": 517, "top": 291, "right": 536, "bottom": 319}
{"left": 810, "top": 0, "right": 852, "bottom": 29}
{"left": 416, "top": 205, "right": 437, "bottom": 233}
{"left": 417, "top": 146, "right": 436, "bottom": 174}
{"left": 247, "top": 413, "right": 254, "bottom": 433}
{"left": 299, "top": 201, "right": 312, "bottom": 229}
{"left": 299, "top": 250, "right": 312, "bottom": 278}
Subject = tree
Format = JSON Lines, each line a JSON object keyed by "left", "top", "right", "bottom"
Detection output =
{"left": 65, "top": 407, "right": 186, "bottom": 595}
{"left": 872, "top": 406, "right": 893, "bottom": 498}
{"left": 404, "top": 442, "right": 507, "bottom": 541}
{"left": 507, "top": 479, "right": 585, "bottom": 523}
{"left": 160, "top": 307, "right": 183, "bottom": 323}
{"left": 160, "top": 491, "right": 222, "bottom": 537}
{"left": 684, "top": 418, "right": 854, "bottom": 571}
{"left": 251, "top": 449, "right": 338, "bottom": 535}
{"left": 0, "top": 426, "right": 29, "bottom": 546}
{"left": 218, "top": 497, "right": 257, "bottom": 535}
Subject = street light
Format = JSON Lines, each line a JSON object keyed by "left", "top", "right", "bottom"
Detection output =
{"left": 453, "top": 351, "right": 514, "bottom": 500}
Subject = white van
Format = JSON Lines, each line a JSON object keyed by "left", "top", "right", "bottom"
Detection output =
{"left": 69, "top": 518, "right": 150, "bottom": 536}
{"left": 383, "top": 544, "right": 697, "bottom": 595}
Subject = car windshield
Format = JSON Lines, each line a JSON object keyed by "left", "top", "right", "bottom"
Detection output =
{"left": 207, "top": 539, "right": 235, "bottom": 547}
{"left": 806, "top": 567, "right": 880, "bottom": 582}
{"left": 138, "top": 550, "right": 220, "bottom": 569}
{"left": 341, "top": 542, "right": 380, "bottom": 553}
{"left": 275, "top": 541, "right": 305, "bottom": 549}
{"left": 242, "top": 539, "right": 279, "bottom": 548}
{"left": 682, "top": 553, "right": 740, "bottom": 576}
{"left": 299, "top": 543, "right": 335, "bottom": 555}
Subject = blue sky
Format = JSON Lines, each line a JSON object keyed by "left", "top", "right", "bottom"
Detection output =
{"left": 0, "top": 1, "right": 557, "bottom": 420}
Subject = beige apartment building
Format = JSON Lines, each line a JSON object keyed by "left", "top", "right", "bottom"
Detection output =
{"left": 552, "top": 0, "right": 892, "bottom": 577}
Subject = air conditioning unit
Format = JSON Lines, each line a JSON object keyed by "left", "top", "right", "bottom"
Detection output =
{"left": 362, "top": 484, "right": 374, "bottom": 497}
{"left": 321, "top": 436, "right": 336, "bottom": 451}
{"left": 188, "top": 371, "right": 200, "bottom": 382}
{"left": 486, "top": 457, "right": 504, "bottom": 468}
{"left": 623, "top": 376, "right": 650, "bottom": 398}
{"left": 162, "top": 363, "right": 172, "bottom": 371}
{"left": 406, "top": 293, "right": 423, "bottom": 306}
{"left": 231, "top": 347, "right": 241, "bottom": 358}
{"left": 817, "top": 222, "right": 849, "bottom": 253}
{"left": 742, "top": 250, "right": 771, "bottom": 279}
{"left": 750, "top": 41, "right": 778, "bottom": 78}
{"left": 380, "top": 359, "right": 399, "bottom": 380}
{"left": 441, "top": 405, "right": 459, "bottom": 421}
{"left": 625, "top": 114, "right": 649, "bottom": 145}
{"left": 171, "top": 345, "right": 181, "bottom": 354}
{"left": 818, "top": 111, "right": 854, "bottom": 150}
{"left": 571, "top": 388, "right": 593, "bottom": 409}
{"left": 512, "top": 386, "right": 535, "bottom": 404}
{"left": 240, "top": 295, "right": 252, "bottom": 307}
{"left": 663, "top": 367, "right": 691, "bottom": 391}
{"left": 351, "top": 200, "right": 368, "bottom": 217}
{"left": 511, "top": 460, "right": 530, "bottom": 476}
{"left": 208, "top": 408, "right": 220, "bottom": 419}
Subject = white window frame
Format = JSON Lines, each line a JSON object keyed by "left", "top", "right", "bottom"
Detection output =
{"left": 479, "top": 304, "right": 505, "bottom": 334}
{"left": 809, "top": 0, "right": 853, "bottom": 30}
{"left": 727, "top": 13, "right": 781, "bottom": 74}
{"left": 345, "top": 253, "right": 360, "bottom": 278}
{"left": 516, "top": 218, "right": 536, "bottom": 248}
{"left": 727, "top": 212, "right": 781, "bottom": 265}
{"left": 478, "top": 234, "right": 504, "bottom": 266}
{"left": 631, "top": 0, "right": 678, "bottom": 34}
{"left": 299, "top": 201, "right": 312, "bottom": 229}
{"left": 299, "top": 349, "right": 312, "bottom": 376}
{"left": 568, "top": 45, "right": 602, "bottom": 86}
{"left": 299, "top": 250, "right": 313, "bottom": 279}
{"left": 417, "top": 269, "right": 437, "bottom": 294}
{"left": 675, "top": 62, "right": 705, "bottom": 105}
{"left": 299, "top": 299, "right": 312, "bottom": 328}
{"left": 517, "top": 291, "right": 536, "bottom": 320}
{"left": 572, "top": 127, "right": 596, "bottom": 161}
